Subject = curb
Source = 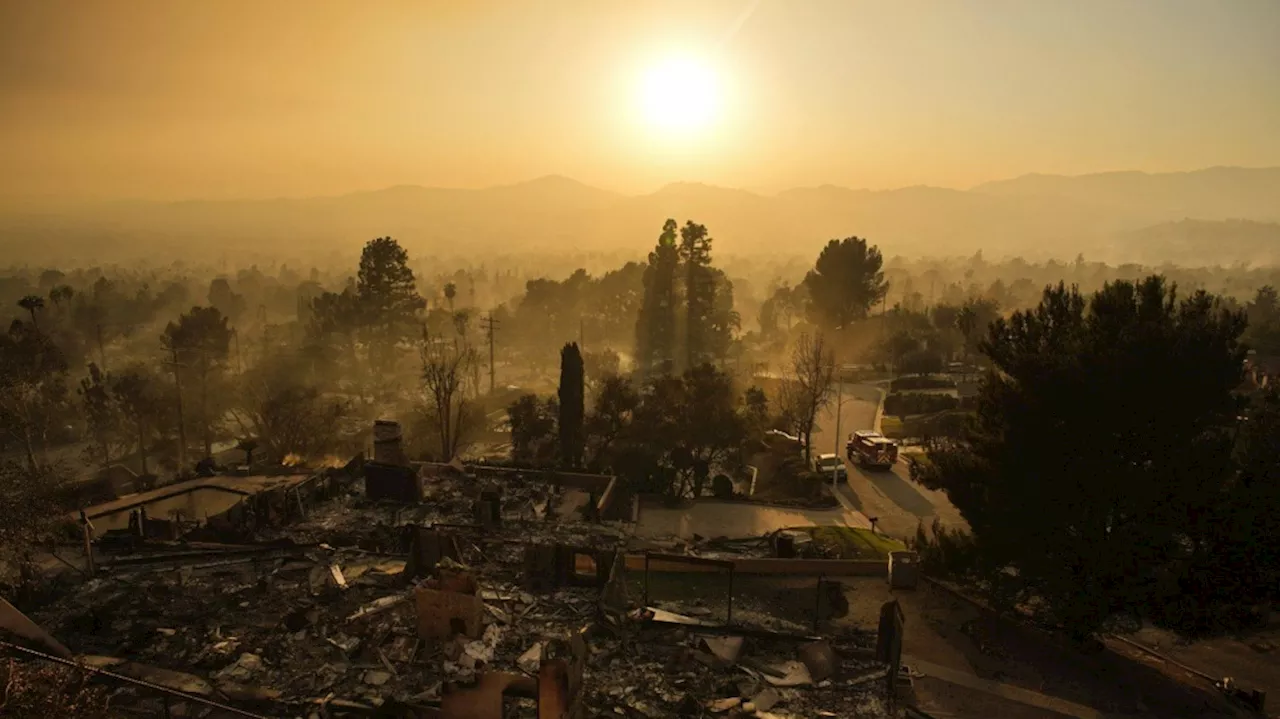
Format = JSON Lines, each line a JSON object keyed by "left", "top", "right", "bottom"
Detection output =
{"left": 872, "top": 386, "right": 887, "bottom": 433}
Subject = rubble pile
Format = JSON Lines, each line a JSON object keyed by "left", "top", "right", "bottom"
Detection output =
{"left": 36, "top": 544, "right": 429, "bottom": 707}
{"left": 30, "top": 455, "right": 897, "bottom": 717}
{"left": 579, "top": 616, "right": 892, "bottom": 718}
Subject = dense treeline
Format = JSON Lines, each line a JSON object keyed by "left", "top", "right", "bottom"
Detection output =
{"left": 916, "top": 278, "right": 1280, "bottom": 639}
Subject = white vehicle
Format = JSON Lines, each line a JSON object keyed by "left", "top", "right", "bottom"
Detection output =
{"left": 813, "top": 453, "right": 848, "bottom": 482}
{"left": 765, "top": 429, "right": 804, "bottom": 445}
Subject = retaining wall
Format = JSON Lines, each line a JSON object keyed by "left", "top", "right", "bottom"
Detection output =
{"left": 623, "top": 554, "right": 887, "bottom": 577}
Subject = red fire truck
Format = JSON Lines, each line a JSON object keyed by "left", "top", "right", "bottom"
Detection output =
{"left": 847, "top": 430, "right": 899, "bottom": 470}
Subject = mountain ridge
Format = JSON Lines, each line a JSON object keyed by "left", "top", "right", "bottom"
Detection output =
{"left": 2, "top": 166, "right": 1277, "bottom": 265}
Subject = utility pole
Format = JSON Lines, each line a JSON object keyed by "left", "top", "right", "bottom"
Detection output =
{"left": 95, "top": 323, "right": 107, "bottom": 371}
{"left": 832, "top": 376, "right": 843, "bottom": 487}
{"left": 579, "top": 317, "right": 585, "bottom": 352}
{"left": 481, "top": 313, "right": 499, "bottom": 394}
{"left": 199, "top": 348, "right": 211, "bottom": 460}
{"left": 231, "top": 328, "right": 242, "bottom": 374}
{"left": 164, "top": 346, "right": 188, "bottom": 475}
{"left": 258, "top": 304, "right": 269, "bottom": 364}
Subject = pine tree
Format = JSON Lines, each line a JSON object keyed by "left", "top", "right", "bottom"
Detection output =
{"left": 635, "top": 220, "right": 680, "bottom": 377}
{"left": 357, "top": 237, "right": 425, "bottom": 373}
{"left": 680, "top": 221, "right": 715, "bottom": 370}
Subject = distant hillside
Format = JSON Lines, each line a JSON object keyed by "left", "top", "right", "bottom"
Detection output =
{"left": 1, "top": 167, "right": 1278, "bottom": 265}
{"left": 1111, "top": 219, "right": 1280, "bottom": 267}
{"left": 972, "top": 166, "right": 1280, "bottom": 224}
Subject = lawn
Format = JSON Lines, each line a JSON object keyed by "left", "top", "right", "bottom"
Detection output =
{"left": 879, "top": 415, "right": 905, "bottom": 438}
{"left": 809, "top": 525, "right": 906, "bottom": 560}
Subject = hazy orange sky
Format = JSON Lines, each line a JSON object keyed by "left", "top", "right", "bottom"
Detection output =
{"left": 2, "top": 0, "right": 1278, "bottom": 201}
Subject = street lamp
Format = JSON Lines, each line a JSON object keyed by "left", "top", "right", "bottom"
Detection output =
{"left": 830, "top": 369, "right": 856, "bottom": 487}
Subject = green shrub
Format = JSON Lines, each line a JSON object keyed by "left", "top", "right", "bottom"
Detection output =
{"left": 912, "top": 518, "right": 979, "bottom": 579}
{"left": 891, "top": 375, "right": 956, "bottom": 391}
{"left": 884, "top": 392, "right": 959, "bottom": 416}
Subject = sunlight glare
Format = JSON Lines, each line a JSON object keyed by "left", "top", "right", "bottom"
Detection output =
{"left": 637, "top": 55, "right": 721, "bottom": 137}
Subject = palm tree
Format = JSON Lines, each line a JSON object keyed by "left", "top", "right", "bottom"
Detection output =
{"left": 17, "top": 295, "right": 44, "bottom": 331}
{"left": 443, "top": 282, "right": 457, "bottom": 311}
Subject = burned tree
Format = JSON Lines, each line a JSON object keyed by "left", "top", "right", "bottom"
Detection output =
{"left": 783, "top": 332, "right": 835, "bottom": 464}
{"left": 420, "top": 330, "right": 480, "bottom": 461}
{"left": 234, "top": 352, "right": 351, "bottom": 461}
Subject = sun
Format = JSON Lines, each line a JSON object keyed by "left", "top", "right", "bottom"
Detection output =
{"left": 636, "top": 55, "right": 721, "bottom": 136}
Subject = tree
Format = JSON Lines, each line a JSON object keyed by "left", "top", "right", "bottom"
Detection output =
{"left": 443, "top": 282, "right": 457, "bottom": 311}
{"left": 48, "top": 285, "right": 74, "bottom": 310}
{"left": 17, "top": 295, "right": 44, "bottom": 331}
{"left": 0, "top": 323, "right": 69, "bottom": 470}
{"left": 1163, "top": 385, "right": 1280, "bottom": 634}
{"left": 358, "top": 237, "right": 425, "bottom": 326}
{"left": 420, "top": 330, "right": 480, "bottom": 461}
{"left": 803, "top": 238, "right": 888, "bottom": 330}
{"left": 956, "top": 297, "right": 1000, "bottom": 361}
{"left": 162, "top": 306, "right": 233, "bottom": 460}
{"left": 234, "top": 354, "right": 351, "bottom": 461}
{"left": 758, "top": 291, "right": 780, "bottom": 337}
{"left": 584, "top": 375, "right": 639, "bottom": 468}
{"left": 110, "top": 363, "right": 164, "bottom": 476}
{"left": 452, "top": 310, "right": 471, "bottom": 342}
{"left": 1244, "top": 285, "right": 1280, "bottom": 355}
{"left": 743, "top": 385, "right": 770, "bottom": 437}
{"left": 583, "top": 349, "right": 621, "bottom": 391}
{"left": 919, "top": 278, "right": 1248, "bottom": 639}
{"left": 507, "top": 394, "right": 558, "bottom": 466}
{"left": 257, "top": 385, "right": 346, "bottom": 459}
{"left": 0, "top": 461, "right": 76, "bottom": 596}
{"left": 78, "top": 363, "right": 122, "bottom": 467}
{"left": 356, "top": 237, "right": 425, "bottom": 377}
{"left": 706, "top": 269, "right": 740, "bottom": 365}
{"left": 306, "top": 288, "right": 362, "bottom": 374}
{"left": 680, "top": 221, "right": 715, "bottom": 369}
{"left": 624, "top": 364, "right": 746, "bottom": 497}
{"left": 898, "top": 346, "right": 944, "bottom": 376}
{"left": 635, "top": 220, "right": 681, "bottom": 377}
{"left": 207, "top": 278, "right": 246, "bottom": 321}
{"left": 558, "top": 342, "right": 585, "bottom": 467}
{"left": 782, "top": 332, "right": 835, "bottom": 464}
{"left": 680, "top": 364, "right": 747, "bottom": 491}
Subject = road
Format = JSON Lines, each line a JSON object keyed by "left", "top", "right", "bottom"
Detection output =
{"left": 810, "top": 381, "right": 970, "bottom": 542}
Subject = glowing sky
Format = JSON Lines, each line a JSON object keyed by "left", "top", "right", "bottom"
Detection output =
{"left": 1, "top": 0, "right": 1278, "bottom": 200}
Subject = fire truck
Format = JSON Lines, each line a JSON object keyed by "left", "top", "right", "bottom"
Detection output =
{"left": 847, "top": 430, "right": 899, "bottom": 470}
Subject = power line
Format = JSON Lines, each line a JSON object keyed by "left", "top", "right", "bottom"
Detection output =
{"left": 0, "top": 639, "right": 274, "bottom": 719}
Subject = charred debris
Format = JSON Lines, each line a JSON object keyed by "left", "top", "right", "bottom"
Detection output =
{"left": 10, "top": 421, "right": 908, "bottom": 718}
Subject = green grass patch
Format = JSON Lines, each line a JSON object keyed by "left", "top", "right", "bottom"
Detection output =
{"left": 879, "top": 416, "right": 905, "bottom": 438}
{"left": 809, "top": 526, "right": 906, "bottom": 560}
